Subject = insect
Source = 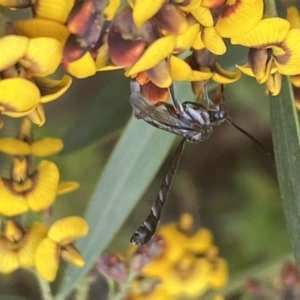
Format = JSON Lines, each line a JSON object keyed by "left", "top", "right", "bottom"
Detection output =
{"left": 129, "top": 81, "right": 229, "bottom": 246}
{"left": 129, "top": 81, "right": 270, "bottom": 246}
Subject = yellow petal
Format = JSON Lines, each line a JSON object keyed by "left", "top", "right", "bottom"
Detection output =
{"left": 170, "top": 55, "right": 212, "bottom": 81}
{"left": 15, "top": 19, "right": 70, "bottom": 45}
{"left": 0, "top": 138, "right": 31, "bottom": 155}
{"left": 0, "top": 178, "right": 29, "bottom": 216}
{"left": 31, "top": 138, "right": 64, "bottom": 156}
{"left": 0, "top": 78, "right": 40, "bottom": 117}
{"left": 147, "top": 60, "right": 172, "bottom": 88}
{"left": 125, "top": 35, "right": 176, "bottom": 77}
{"left": 35, "top": 237, "right": 59, "bottom": 282}
{"left": 18, "top": 223, "right": 48, "bottom": 267}
{"left": 133, "top": 0, "right": 165, "bottom": 27}
{"left": 274, "top": 29, "right": 300, "bottom": 75}
{"left": 287, "top": 7, "right": 300, "bottom": 29}
{"left": 202, "top": 27, "right": 226, "bottom": 55}
{"left": 35, "top": 0, "right": 75, "bottom": 23}
{"left": 190, "top": 6, "right": 213, "bottom": 27}
{"left": 236, "top": 63, "right": 255, "bottom": 77}
{"left": 0, "top": 35, "right": 29, "bottom": 72}
{"left": 48, "top": 216, "right": 88, "bottom": 244}
{"left": 231, "top": 18, "right": 290, "bottom": 47}
{"left": 66, "top": 52, "right": 96, "bottom": 78}
{"left": 57, "top": 181, "right": 80, "bottom": 195}
{"left": 27, "top": 105, "right": 46, "bottom": 126}
{"left": 215, "top": 0, "right": 263, "bottom": 38}
{"left": 208, "top": 258, "right": 228, "bottom": 288}
{"left": 5, "top": 220, "right": 24, "bottom": 242}
{"left": 187, "top": 229, "right": 213, "bottom": 253}
{"left": 27, "top": 160, "right": 60, "bottom": 211}
{"left": 104, "top": 0, "right": 121, "bottom": 21}
{"left": 0, "top": 0, "right": 30, "bottom": 7}
{"left": 22, "top": 37, "right": 63, "bottom": 77}
{"left": 61, "top": 244, "right": 85, "bottom": 267}
{"left": 11, "top": 156, "right": 28, "bottom": 182}
{"left": 291, "top": 74, "right": 300, "bottom": 87}
{"left": 0, "top": 237, "right": 19, "bottom": 274}
{"left": 192, "top": 33, "right": 205, "bottom": 50}
{"left": 266, "top": 72, "right": 282, "bottom": 96}
{"left": 36, "top": 75, "right": 72, "bottom": 103}
{"left": 175, "top": 23, "right": 200, "bottom": 51}
{"left": 211, "top": 63, "right": 241, "bottom": 83}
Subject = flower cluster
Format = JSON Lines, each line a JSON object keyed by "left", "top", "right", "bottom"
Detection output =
{"left": 97, "top": 214, "right": 228, "bottom": 299}
{"left": 0, "top": 119, "right": 88, "bottom": 281}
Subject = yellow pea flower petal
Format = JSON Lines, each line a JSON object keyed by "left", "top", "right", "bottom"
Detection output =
{"left": 61, "top": 244, "right": 85, "bottom": 266}
{"left": 215, "top": 0, "right": 263, "bottom": 38}
{"left": 48, "top": 216, "right": 88, "bottom": 244}
{"left": 132, "top": 0, "right": 165, "bottom": 27}
{"left": 170, "top": 55, "right": 193, "bottom": 80}
{"left": 22, "top": 37, "right": 62, "bottom": 77}
{"left": 163, "top": 257, "right": 211, "bottom": 297}
{"left": 231, "top": 18, "right": 290, "bottom": 47}
{"left": 274, "top": 28, "right": 300, "bottom": 75}
{"left": 35, "top": 0, "right": 75, "bottom": 23}
{"left": 190, "top": 6, "right": 214, "bottom": 27}
{"left": 0, "top": 178, "right": 29, "bottom": 216}
{"left": 236, "top": 63, "right": 255, "bottom": 77}
{"left": 27, "top": 105, "right": 46, "bottom": 127}
{"left": 175, "top": 23, "right": 200, "bottom": 51}
{"left": 187, "top": 228, "right": 213, "bottom": 253}
{"left": 0, "top": 35, "right": 29, "bottom": 72}
{"left": 147, "top": 60, "right": 172, "bottom": 88}
{"left": 125, "top": 35, "right": 176, "bottom": 77}
{"left": 0, "top": 237, "right": 19, "bottom": 274}
{"left": 105, "top": 0, "right": 121, "bottom": 21}
{"left": 35, "top": 237, "right": 59, "bottom": 282}
{"left": 192, "top": 33, "right": 205, "bottom": 50}
{"left": 202, "top": 27, "right": 226, "bottom": 55}
{"left": 57, "top": 181, "right": 80, "bottom": 195}
{"left": 0, "top": 138, "right": 31, "bottom": 155}
{"left": 211, "top": 63, "right": 241, "bottom": 83}
{"left": 170, "top": 55, "right": 212, "bottom": 81}
{"left": 18, "top": 223, "right": 48, "bottom": 267}
{"left": 66, "top": 52, "right": 97, "bottom": 78}
{"left": 291, "top": 74, "right": 300, "bottom": 87}
{"left": 35, "top": 75, "right": 72, "bottom": 103}
{"left": 208, "top": 258, "right": 228, "bottom": 288}
{"left": 5, "top": 221, "right": 24, "bottom": 242}
{"left": 31, "top": 138, "right": 64, "bottom": 156}
{"left": 15, "top": 19, "right": 70, "bottom": 45}
{"left": 0, "top": 78, "right": 40, "bottom": 117}
{"left": 27, "top": 160, "right": 60, "bottom": 211}
{"left": 287, "top": 7, "right": 300, "bottom": 29}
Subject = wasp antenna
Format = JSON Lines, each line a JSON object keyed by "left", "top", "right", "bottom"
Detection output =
{"left": 226, "top": 116, "right": 272, "bottom": 155}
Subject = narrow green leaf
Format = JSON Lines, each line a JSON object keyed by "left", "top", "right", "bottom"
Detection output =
{"left": 55, "top": 118, "right": 176, "bottom": 300}
{"left": 270, "top": 76, "right": 300, "bottom": 267}
{"left": 61, "top": 73, "right": 131, "bottom": 154}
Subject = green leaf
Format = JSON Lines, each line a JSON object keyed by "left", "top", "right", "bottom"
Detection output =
{"left": 270, "top": 76, "right": 300, "bottom": 267}
{"left": 61, "top": 72, "right": 131, "bottom": 154}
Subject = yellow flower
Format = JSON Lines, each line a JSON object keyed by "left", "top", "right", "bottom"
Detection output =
{"left": 161, "top": 254, "right": 212, "bottom": 297}
{"left": 232, "top": 18, "right": 300, "bottom": 78}
{"left": 0, "top": 221, "right": 47, "bottom": 274}
{"left": 0, "top": 157, "right": 60, "bottom": 216}
{"left": 215, "top": 0, "right": 264, "bottom": 38}
{"left": 35, "top": 216, "right": 88, "bottom": 282}
{"left": 0, "top": 35, "right": 62, "bottom": 77}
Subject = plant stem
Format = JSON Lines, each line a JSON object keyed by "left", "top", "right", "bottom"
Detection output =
{"left": 263, "top": 0, "right": 278, "bottom": 18}
{"left": 34, "top": 271, "right": 54, "bottom": 300}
